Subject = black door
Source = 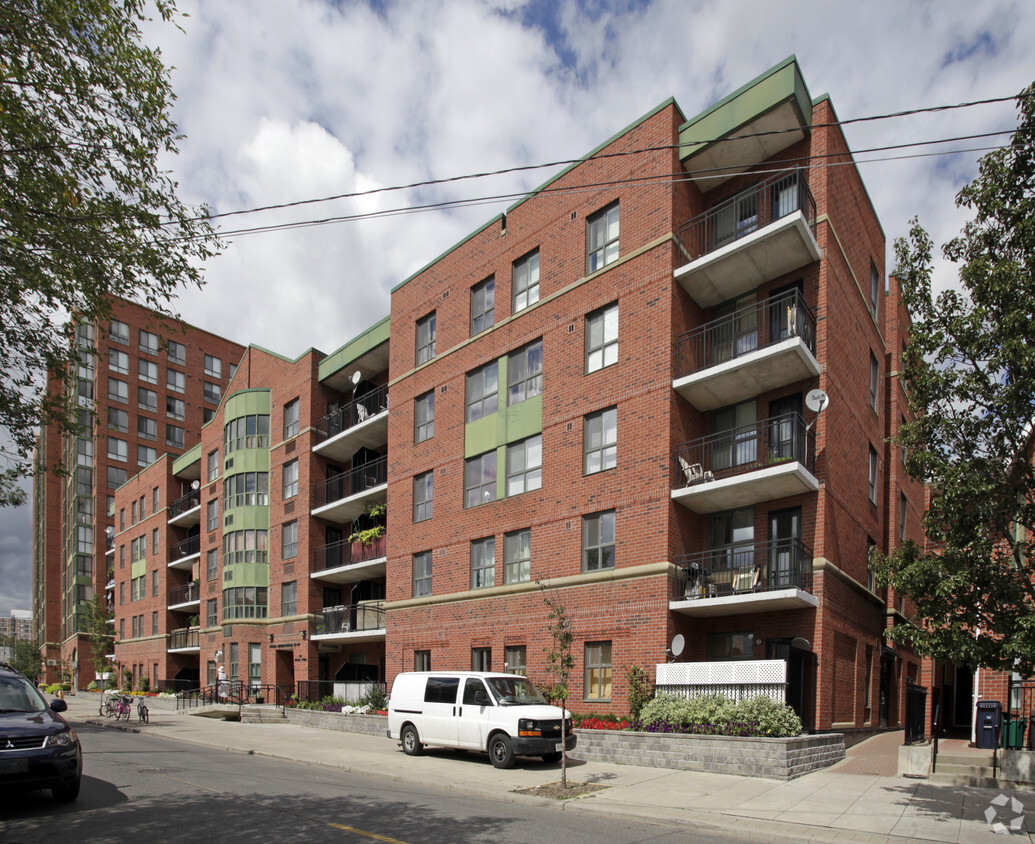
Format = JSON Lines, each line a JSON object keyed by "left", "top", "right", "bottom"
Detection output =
{"left": 768, "top": 507, "right": 801, "bottom": 589}
{"left": 767, "top": 638, "right": 816, "bottom": 733}
{"left": 768, "top": 394, "right": 802, "bottom": 464}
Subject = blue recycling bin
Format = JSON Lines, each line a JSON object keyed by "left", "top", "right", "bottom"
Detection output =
{"left": 976, "top": 700, "right": 1002, "bottom": 749}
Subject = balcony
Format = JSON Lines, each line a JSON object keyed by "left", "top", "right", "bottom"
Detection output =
{"left": 169, "top": 581, "right": 200, "bottom": 609}
{"left": 675, "top": 170, "right": 820, "bottom": 308}
{"left": 672, "top": 413, "right": 818, "bottom": 514}
{"left": 311, "top": 455, "right": 387, "bottom": 525}
{"left": 670, "top": 539, "right": 818, "bottom": 618}
{"left": 168, "top": 626, "right": 200, "bottom": 652}
{"left": 314, "top": 384, "right": 389, "bottom": 463}
{"left": 674, "top": 289, "right": 819, "bottom": 411}
{"left": 312, "top": 602, "right": 386, "bottom": 644}
{"left": 168, "top": 488, "right": 201, "bottom": 527}
{"left": 311, "top": 534, "right": 387, "bottom": 585}
{"left": 168, "top": 534, "right": 200, "bottom": 571}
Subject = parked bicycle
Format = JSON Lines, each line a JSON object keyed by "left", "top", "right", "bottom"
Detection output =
{"left": 136, "top": 697, "right": 149, "bottom": 724}
{"left": 99, "top": 690, "right": 118, "bottom": 718}
{"left": 108, "top": 694, "right": 133, "bottom": 721}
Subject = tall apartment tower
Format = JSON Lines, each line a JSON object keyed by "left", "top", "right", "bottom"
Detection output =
{"left": 32, "top": 297, "right": 245, "bottom": 686}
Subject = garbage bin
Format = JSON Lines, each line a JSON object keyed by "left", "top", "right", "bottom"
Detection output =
{"left": 976, "top": 700, "right": 1002, "bottom": 749}
{"left": 1002, "top": 713, "right": 1027, "bottom": 749}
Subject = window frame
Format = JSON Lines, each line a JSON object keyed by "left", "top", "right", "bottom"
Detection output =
{"left": 505, "top": 435, "right": 542, "bottom": 496}
{"left": 413, "top": 551, "right": 432, "bottom": 597}
{"left": 138, "top": 330, "right": 158, "bottom": 355}
{"left": 282, "top": 459, "right": 299, "bottom": 499}
{"left": 583, "top": 406, "right": 617, "bottom": 474}
{"left": 282, "top": 520, "right": 298, "bottom": 560}
{"left": 507, "top": 339, "right": 543, "bottom": 406}
{"left": 585, "top": 302, "right": 619, "bottom": 373}
{"left": 413, "top": 471, "right": 433, "bottom": 522}
{"left": 281, "top": 581, "right": 297, "bottom": 617}
{"left": 283, "top": 398, "right": 300, "bottom": 439}
{"left": 166, "top": 368, "right": 185, "bottom": 394}
{"left": 503, "top": 528, "right": 531, "bottom": 585}
{"left": 512, "top": 249, "right": 540, "bottom": 313}
{"left": 586, "top": 201, "right": 620, "bottom": 273}
{"left": 584, "top": 641, "right": 613, "bottom": 701}
{"left": 464, "top": 451, "right": 497, "bottom": 508}
{"left": 470, "top": 536, "right": 495, "bottom": 589}
{"left": 869, "top": 351, "right": 879, "bottom": 411}
{"left": 466, "top": 361, "right": 499, "bottom": 422}
{"left": 204, "top": 354, "right": 222, "bottom": 378}
{"left": 138, "top": 358, "right": 158, "bottom": 385}
{"left": 582, "top": 510, "right": 616, "bottom": 572}
{"left": 416, "top": 311, "right": 436, "bottom": 366}
{"left": 868, "top": 445, "right": 878, "bottom": 504}
{"left": 470, "top": 276, "right": 495, "bottom": 335}
{"left": 414, "top": 390, "right": 435, "bottom": 443}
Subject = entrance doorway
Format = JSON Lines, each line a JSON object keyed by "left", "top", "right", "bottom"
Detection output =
{"left": 767, "top": 639, "right": 817, "bottom": 733}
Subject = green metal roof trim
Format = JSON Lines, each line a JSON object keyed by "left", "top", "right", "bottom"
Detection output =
{"left": 318, "top": 314, "right": 391, "bottom": 381}
{"left": 678, "top": 56, "right": 812, "bottom": 159}
{"left": 390, "top": 97, "right": 681, "bottom": 295}
{"left": 172, "top": 444, "right": 201, "bottom": 475}
{"left": 224, "top": 388, "right": 272, "bottom": 420}
{"left": 248, "top": 343, "right": 320, "bottom": 364}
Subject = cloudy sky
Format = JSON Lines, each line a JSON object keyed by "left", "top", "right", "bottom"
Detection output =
{"left": 2, "top": 0, "right": 1033, "bottom": 612}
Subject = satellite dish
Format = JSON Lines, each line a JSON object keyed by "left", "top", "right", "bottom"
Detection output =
{"left": 791, "top": 637, "right": 812, "bottom": 651}
{"left": 351, "top": 370, "right": 362, "bottom": 387}
{"left": 805, "top": 389, "right": 829, "bottom": 414}
{"left": 105, "top": 526, "right": 114, "bottom": 537}
{"left": 190, "top": 480, "right": 200, "bottom": 490}
{"left": 670, "top": 634, "right": 685, "bottom": 658}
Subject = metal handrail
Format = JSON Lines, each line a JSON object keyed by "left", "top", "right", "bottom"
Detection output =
{"left": 169, "top": 582, "right": 199, "bottom": 605}
{"left": 317, "top": 384, "right": 389, "bottom": 440}
{"left": 315, "top": 602, "right": 386, "bottom": 635}
{"left": 314, "top": 534, "right": 387, "bottom": 571}
{"left": 168, "top": 626, "right": 200, "bottom": 649}
{"left": 676, "top": 168, "right": 817, "bottom": 262}
{"left": 312, "top": 455, "right": 388, "bottom": 508}
{"left": 172, "top": 534, "right": 200, "bottom": 559}
{"left": 169, "top": 489, "right": 201, "bottom": 518}
{"left": 295, "top": 679, "right": 387, "bottom": 705}
{"left": 674, "top": 538, "right": 813, "bottom": 598}
{"left": 675, "top": 289, "right": 816, "bottom": 379}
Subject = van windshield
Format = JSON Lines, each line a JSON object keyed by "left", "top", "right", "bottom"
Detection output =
{"left": 485, "top": 677, "right": 547, "bottom": 706}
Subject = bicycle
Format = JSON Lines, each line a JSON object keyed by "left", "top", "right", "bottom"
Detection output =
{"left": 100, "top": 690, "right": 118, "bottom": 718}
{"left": 112, "top": 695, "right": 133, "bottom": 721}
{"left": 137, "top": 697, "right": 149, "bottom": 724}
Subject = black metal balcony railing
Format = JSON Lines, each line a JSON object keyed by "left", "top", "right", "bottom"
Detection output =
{"left": 296, "top": 679, "right": 386, "bottom": 705}
{"left": 677, "top": 169, "right": 817, "bottom": 262}
{"left": 674, "top": 412, "right": 815, "bottom": 485}
{"left": 105, "top": 535, "right": 115, "bottom": 552}
{"left": 673, "top": 537, "right": 814, "bottom": 599}
{"left": 312, "top": 455, "right": 388, "bottom": 509}
{"left": 169, "top": 582, "right": 199, "bottom": 605}
{"left": 168, "top": 626, "right": 200, "bottom": 649}
{"left": 675, "top": 289, "right": 817, "bottom": 379}
{"left": 317, "top": 384, "right": 389, "bottom": 441}
{"left": 172, "top": 534, "right": 200, "bottom": 560}
{"left": 314, "top": 534, "right": 387, "bottom": 571}
{"left": 315, "top": 602, "right": 386, "bottom": 635}
{"left": 169, "top": 488, "right": 201, "bottom": 519}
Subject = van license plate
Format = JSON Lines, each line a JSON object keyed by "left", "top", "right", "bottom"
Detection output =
{"left": 555, "top": 743, "right": 564, "bottom": 752}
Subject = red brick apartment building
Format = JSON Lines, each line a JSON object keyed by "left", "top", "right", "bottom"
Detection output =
{"left": 32, "top": 298, "right": 245, "bottom": 686}
{"left": 84, "top": 57, "right": 940, "bottom": 737}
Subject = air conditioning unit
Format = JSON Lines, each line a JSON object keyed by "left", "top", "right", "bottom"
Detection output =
{"left": 46, "top": 659, "right": 57, "bottom": 666}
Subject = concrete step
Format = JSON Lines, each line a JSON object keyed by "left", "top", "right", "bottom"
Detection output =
{"left": 937, "top": 751, "right": 994, "bottom": 766}
{"left": 929, "top": 772, "right": 999, "bottom": 788}
{"left": 240, "top": 705, "right": 286, "bottom": 725}
{"left": 935, "top": 761, "right": 995, "bottom": 777}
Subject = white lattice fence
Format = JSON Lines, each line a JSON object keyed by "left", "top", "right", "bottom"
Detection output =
{"left": 655, "top": 660, "right": 786, "bottom": 703}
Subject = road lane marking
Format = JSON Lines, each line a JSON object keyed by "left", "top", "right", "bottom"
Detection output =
{"left": 328, "top": 822, "right": 410, "bottom": 843}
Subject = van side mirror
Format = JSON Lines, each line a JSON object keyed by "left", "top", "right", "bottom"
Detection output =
{"left": 474, "top": 690, "right": 489, "bottom": 706}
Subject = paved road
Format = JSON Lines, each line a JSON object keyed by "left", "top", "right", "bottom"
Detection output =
{"left": 0, "top": 723, "right": 740, "bottom": 844}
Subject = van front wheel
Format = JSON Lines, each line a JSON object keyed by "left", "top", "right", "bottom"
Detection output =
{"left": 489, "top": 734, "right": 515, "bottom": 769}
{"left": 401, "top": 724, "right": 423, "bottom": 756}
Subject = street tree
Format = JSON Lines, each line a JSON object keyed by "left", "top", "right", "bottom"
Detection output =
{"left": 0, "top": 0, "right": 221, "bottom": 505}
{"left": 539, "top": 584, "right": 575, "bottom": 788}
{"left": 875, "top": 83, "right": 1035, "bottom": 675}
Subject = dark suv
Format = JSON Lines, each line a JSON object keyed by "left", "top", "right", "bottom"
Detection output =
{"left": 0, "top": 663, "right": 82, "bottom": 802}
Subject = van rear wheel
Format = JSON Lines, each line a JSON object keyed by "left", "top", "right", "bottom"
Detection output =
{"left": 489, "top": 734, "right": 516, "bottom": 769}
{"left": 401, "top": 724, "right": 423, "bottom": 756}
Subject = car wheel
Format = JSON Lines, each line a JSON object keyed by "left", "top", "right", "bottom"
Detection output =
{"left": 541, "top": 751, "right": 562, "bottom": 763}
{"left": 52, "top": 777, "right": 81, "bottom": 803}
{"left": 489, "top": 734, "right": 516, "bottom": 769}
{"left": 401, "top": 724, "right": 423, "bottom": 756}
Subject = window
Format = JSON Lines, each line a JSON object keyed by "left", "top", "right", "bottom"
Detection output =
{"left": 167, "top": 396, "right": 185, "bottom": 420}
{"left": 131, "top": 500, "right": 137, "bottom": 524}
{"left": 413, "top": 551, "right": 432, "bottom": 597}
{"left": 416, "top": 312, "right": 436, "bottom": 365}
{"left": 224, "top": 414, "right": 270, "bottom": 452}
{"left": 166, "top": 424, "right": 185, "bottom": 449}
{"left": 119, "top": 508, "right": 126, "bottom": 530}
{"left": 137, "top": 445, "right": 157, "bottom": 467}
{"left": 901, "top": 415, "right": 907, "bottom": 466}
{"left": 506, "top": 435, "right": 542, "bottom": 495}
{"left": 206, "top": 598, "right": 218, "bottom": 627}
{"left": 203, "top": 407, "right": 216, "bottom": 424}
{"left": 139, "top": 330, "right": 158, "bottom": 355}
{"left": 584, "top": 407, "right": 617, "bottom": 474}
{"left": 108, "top": 378, "right": 128, "bottom": 403}
{"left": 282, "top": 521, "right": 298, "bottom": 560}
{"left": 206, "top": 549, "right": 218, "bottom": 580}
{"left": 223, "top": 472, "right": 270, "bottom": 508}
{"left": 584, "top": 641, "right": 612, "bottom": 701}
{"left": 138, "top": 387, "right": 157, "bottom": 412}
{"left": 282, "top": 459, "right": 299, "bottom": 499}
{"left": 75, "top": 437, "right": 93, "bottom": 467}
{"left": 204, "top": 382, "right": 221, "bottom": 404}
{"left": 512, "top": 250, "right": 539, "bottom": 312}
{"left": 582, "top": 510, "right": 615, "bottom": 571}
{"left": 470, "top": 276, "right": 495, "bottom": 335}
{"left": 107, "top": 407, "right": 128, "bottom": 432}
{"left": 281, "top": 582, "right": 297, "bottom": 617}
{"left": 413, "top": 471, "right": 433, "bottom": 522}
{"left": 470, "top": 536, "right": 495, "bottom": 589}
{"left": 504, "top": 645, "right": 526, "bottom": 676}
{"left": 109, "top": 350, "right": 129, "bottom": 375}
{"left": 414, "top": 390, "right": 435, "bottom": 443}
{"left": 107, "top": 437, "right": 127, "bottom": 462}
{"left": 507, "top": 340, "right": 542, "bottom": 405}
{"left": 222, "top": 529, "right": 269, "bottom": 565}
{"left": 151, "top": 568, "right": 159, "bottom": 595}
{"left": 586, "top": 201, "right": 619, "bottom": 273}
{"left": 471, "top": 647, "right": 491, "bottom": 672}
{"left": 137, "top": 416, "right": 156, "bottom": 441}
{"left": 586, "top": 302, "right": 619, "bottom": 373}
{"left": 167, "top": 369, "right": 185, "bottom": 393}
{"left": 504, "top": 529, "right": 531, "bottom": 584}
{"left": 464, "top": 451, "right": 496, "bottom": 508}
{"left": 869, "top": 260, "right": 880, "bottom": 319}
{"left": 204, "top": 354, "right": 222, "bottom": 378}
{"left": 109, "top": 320, "right": 129, "bottom": 345}
{"left": 707, "top": 632, "right": 753, "bottom": 660}
{"left": 900, "top": 492, "right": 907, "bottom": 541}
{"left": 167, "top": 340, "right": 185, "bottom": 365}
{"left": 868, "top": 445, "right": 878, "bottom": 504}
{"left": 152, "top": 486, "right": 159, "bottom": 511}
{"left": 466, "top": 361, "right": 499, "bottom": 422}
{"left": 207, "top": 499, "right": 219, "bottom": 532}
{"left": 249, "top": 644, "right": 261, "bottom": 687}
{"left": 230, "top": 362, "right": 238, "bottom": 379}
{"left": 207, "top": 449, "right": 219, "bottom": 482}
{"left": 414, "top": 650, "right": 431, "bottom": 671}
{"left": 139, "top": 359, "right": 158, "bottom": 384}
{"left": 283, "top": 398, "right": 299, "bottom": 438}
{"left": 869, "top": 352, "right": 879, "bottom": 411}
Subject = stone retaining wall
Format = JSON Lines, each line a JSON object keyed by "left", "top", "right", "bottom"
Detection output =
{"left": 283, "top": 707, "right": 388, "bottom": 737}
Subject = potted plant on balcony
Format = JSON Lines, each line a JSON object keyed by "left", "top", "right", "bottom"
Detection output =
{"left": 186, "top": 614, "right": 200, "bottom": 630}
{"left": 349, "top": 501, "right": 386, "bottom": 559}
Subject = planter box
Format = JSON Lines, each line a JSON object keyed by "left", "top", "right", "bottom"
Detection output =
{"left": 283, "top": 707, "right": 387, "bottom": 736}
{"left": 573, "top": 728, "right": 844, "bottom": 780}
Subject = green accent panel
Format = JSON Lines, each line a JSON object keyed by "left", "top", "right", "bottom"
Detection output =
{"left": 131, "top": 561, "right": 146, "bottom": 579}
{"left": 465, "top": 393, "right": 542, "bottom": 458}
{"left": 318, "top": 316, "right": 391, "bottom": 381}
{"left": 464, "top": 415, "right": 498, "bottom": 458}
{"left": 222, "top": 563, "right": 270, "bottom": 589}
{"left": 223, "top": 507, "right": 269, "bottom": 531}
{"left": 171, "top": 447, "right": 199, "bottom": 477}
{"left": 225, "top": 449, "right": 269, "bottom": 474}
{"left": 224, "top": 389, "right": 271, "bottom": 419}
{"left": 679, "top": 56, "right": 812, "bottom": 159}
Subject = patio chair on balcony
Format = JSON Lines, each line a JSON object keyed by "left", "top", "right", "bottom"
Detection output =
{"left": 356, "top": 404, "right": 369, "bottom": 423}
{"left": 679, "top": 456, "right": 714, "bottom": 486}
{"left": 734, "top": 565, "right": 762, "bottom": 593}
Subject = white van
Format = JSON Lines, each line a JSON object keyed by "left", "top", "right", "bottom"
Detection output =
{"left": 387, "top": 671, "right": 576, "bottom": 768}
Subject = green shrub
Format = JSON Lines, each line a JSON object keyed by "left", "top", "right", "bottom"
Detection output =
{"left": 60, "top": 682, "right": 71, "bottom": 691}
{"left": 637, "top": 692, "right": 801, "bottom": 737}
{"left": 626, "top": 666, "right": 653, "bottom": 719}
{"left": 359, "top": 685, "right": 388, "bottom": 710}
{"left": 736, "top": 694, "right": 803, "bottom": 737}
{"left": 87, "top": 680, "right": 98, "bottom": 691}
{"left": 45, "top": 683, "right": 61, "bottom": 695}
{"left": 139, "top": 676, "right": 150, "bottom": 693}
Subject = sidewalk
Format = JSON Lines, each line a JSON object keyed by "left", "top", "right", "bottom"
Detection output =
{"left": 61, "top": 694, "right": 1032, "bottom": 843}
